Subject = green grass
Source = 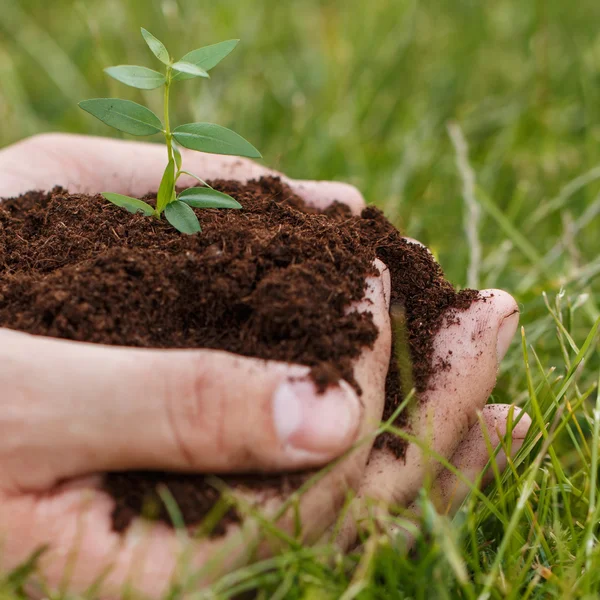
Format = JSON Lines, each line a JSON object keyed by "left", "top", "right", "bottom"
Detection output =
{"left": 1, "top": 0, "right": 600, "bottom": 597}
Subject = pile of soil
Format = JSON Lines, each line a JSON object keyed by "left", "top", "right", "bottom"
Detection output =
{"left": 0, "top": 177, "right": 478, "bottom": 534}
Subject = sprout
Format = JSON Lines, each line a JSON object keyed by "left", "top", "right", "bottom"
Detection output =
{"left": 79, "top": 30, "right": 261, "bottom": 234}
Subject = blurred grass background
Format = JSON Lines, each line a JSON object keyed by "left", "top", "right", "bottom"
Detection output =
{"left": 1, "top": 0, "right": 600, "bottom": 597}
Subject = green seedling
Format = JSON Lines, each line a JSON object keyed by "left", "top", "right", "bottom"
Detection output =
{"left": 79, "top": 28, "right": 261, "bottom": 234}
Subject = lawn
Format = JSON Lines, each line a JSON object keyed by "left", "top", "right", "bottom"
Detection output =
{"left": 1, "top": 0, "right": 599, "bottom": 597}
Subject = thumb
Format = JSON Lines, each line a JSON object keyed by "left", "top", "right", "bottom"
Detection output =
{"left": 0, "top": 329, "right": 363, "bottom": 492}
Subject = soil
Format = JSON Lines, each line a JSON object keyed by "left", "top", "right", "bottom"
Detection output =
{"left": 0, "top": 177, "right": 478, "bottom": 534}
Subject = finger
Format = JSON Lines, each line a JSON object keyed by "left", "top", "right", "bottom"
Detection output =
{"left": 422, "top": 404, "right": 532, "bottom": 515}
{"left": 0, "top": 331, "right": 364, "bottom": 492}
{"left": 378, "top": 404, "right": 531, "bottom": 549}
{"left": 287, "top": 179, "right": 366, "bottom": 214}
{"left": 0, "top": 264, "right": 392, "bottom": 598}
{"left": 272, "top": 260, "right": 391, "bottom": 542}
{"left": 0, "top": 134, "right": 365, "bottom": 214}
{"left": 337, "top": 289, "right": 520, "bottom": 547}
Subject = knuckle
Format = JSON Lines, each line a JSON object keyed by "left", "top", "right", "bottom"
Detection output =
{"left": 162, "top": 353, "right": 223, "bottom": 468}
{"left": 161, "top": 353, "right": 281, "bottom": 471}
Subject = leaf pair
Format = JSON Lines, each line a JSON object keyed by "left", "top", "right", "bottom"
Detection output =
{"left": 104, "top": 35, "right": 239, "bottom": 91}
{"left": 78, "top": 97, "right": 261, "bottom": 159}
{"left": 102, "top": 187, "right": 241, "bottom": 235}
{"left": 141, "top": 28, "right": 238, "bottom": 77}
{"left": 104, "top": 61, "right": 208, "bottom": 91}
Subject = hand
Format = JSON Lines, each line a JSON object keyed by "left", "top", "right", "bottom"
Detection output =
{"left": 0, "top": 134, "right": 530, "bottom": 597}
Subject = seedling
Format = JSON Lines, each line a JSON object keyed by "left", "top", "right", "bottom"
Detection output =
{"left": 79, "top": 28, "right": 261, "bottom": 234}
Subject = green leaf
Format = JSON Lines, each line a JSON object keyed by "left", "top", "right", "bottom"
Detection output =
{"left": 79, "top": 98, "right": 163, "bottom": 136}
{"left": 104, "top": 65, "right": 166, "bottom": 90}
{"left": 178, "top": 187, "right": 242, "bottom": 209}
{"left": 141, "top": 28, "right": 170, "bottom": 65}
{"left": 165, "top": 201, "right": 201, "bottom": 234}
{"left": 173, "top": 123, "right": 262, "bottom": 158}
{"left": 102, "top": 193, "right": 155, "bottom": 216}
{"left": 156, "top": 159, "right": 175, "bottom": 214}
{"left": 172, "top": 40, "right": 239, "bottom": 81}
{"left": 171, "top": 61, "right": 209, "bottom": 79}
{"left": 173, "top": 145, "right": 182, "bottom": 171}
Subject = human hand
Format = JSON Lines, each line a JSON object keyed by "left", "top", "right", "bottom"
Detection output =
{"left": 0, "top": 134, "right": 530, "bottom": 597}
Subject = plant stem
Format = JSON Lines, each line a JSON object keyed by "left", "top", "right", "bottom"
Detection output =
{"left": 162, "top": 66, "right": 176, "bottom": 209}
{"left": 164, "top": 67, "right": 173, "bottom": 164}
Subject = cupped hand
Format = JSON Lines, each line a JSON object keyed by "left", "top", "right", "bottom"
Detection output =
{"left": 0, "top": 134, "right": 531, "bottom": 598}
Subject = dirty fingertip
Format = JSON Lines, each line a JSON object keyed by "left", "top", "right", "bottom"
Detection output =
{"left": 479, "top": 289, "right": 520, "bottom": 363}
{"left": 508, "top": 407, "right": 532, "bottom": 441}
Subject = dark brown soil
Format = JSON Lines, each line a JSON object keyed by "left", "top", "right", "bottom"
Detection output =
{"left": 0, "top": 177, "right": 478, "bottom": 534}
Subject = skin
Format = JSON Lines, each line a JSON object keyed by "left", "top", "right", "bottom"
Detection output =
{"left": 0, "top": 134, "right": 531, "bottom": 598}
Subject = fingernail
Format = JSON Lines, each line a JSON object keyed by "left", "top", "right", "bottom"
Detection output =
{"left": 273, "top": 379, "right": 361, "bottom": 460}
{"left": 510, "top": 408, "right": 532, "bottom": 440}
{"left": 496, "top": 311, "right": 519, "bottom": 363}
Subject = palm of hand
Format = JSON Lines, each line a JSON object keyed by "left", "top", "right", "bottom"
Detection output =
{"left": 0, "top": 134, "right": 529, "bottom": 597}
